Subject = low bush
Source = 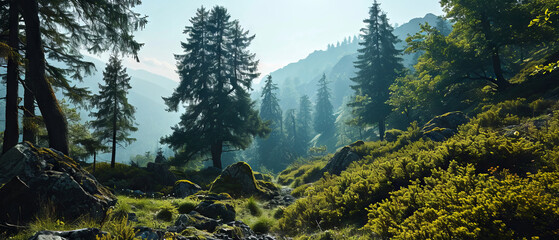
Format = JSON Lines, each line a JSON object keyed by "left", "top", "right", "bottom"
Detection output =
{"left": 246, "top": 197, "right": 262, "bottom": 217}
{"left": 251, "top": 217, "right": 274, "bottom": 234}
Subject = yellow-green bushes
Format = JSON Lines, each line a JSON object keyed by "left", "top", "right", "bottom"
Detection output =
{"left": 278, "top": 101, "right": 559, "bottom": 236}
{"left": 365, "top": 163, "right": 559, "bottom": 239}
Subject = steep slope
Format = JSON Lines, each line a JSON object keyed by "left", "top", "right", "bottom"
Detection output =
{"left": 255, "top": 13, "right": 446, "bottom": 112}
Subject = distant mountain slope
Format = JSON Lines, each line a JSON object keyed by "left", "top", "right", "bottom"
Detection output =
{"left": 254, "top": 13, "right": 447, "bottom": 112}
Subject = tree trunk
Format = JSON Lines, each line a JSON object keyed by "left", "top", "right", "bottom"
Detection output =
{"left": 22, "top": 0, "right": 69, "bottom": 154}
{"left": 3, "top": 0, "right": 20, "bottom": 154}
{"left": 211, "top": 141, "right": 223, "bottom": 169}
{"left": 23, "top": 64, "right": 37, "bottom": 144}
{"left": 490, "top": 45, "right": 510, "bottom": 90}
{"left": 111, "top": 103, "right": 117, "bottom": 168}
{"left": 378, "top": 118, "right": 385, "bottom": 141}
{"left": 93, "top": 151, "right": 97, "bottom": 173}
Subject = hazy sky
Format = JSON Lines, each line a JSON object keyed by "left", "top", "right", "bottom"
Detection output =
{"left": 93, "top": 0, "right": 444, "bottom": 82}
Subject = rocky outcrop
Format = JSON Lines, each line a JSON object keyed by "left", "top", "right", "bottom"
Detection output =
{"left": 422, "top": 111, "right": 469, "bottom": 141}
{"left": 0, "top": 143, "right": 116, "bottom": 231}
{"left": 210, "top": 162, "right": 279, "bottom": 199}
{"left": 384, "top": 129, "right": 404, "bottom": 142}
{"left": 28, "top": 228, "right": 106, "bottom": 240}
{"left": 174, "top": 180, "right": 202, "bottom": 198}
{"left": 194, "top": 201, "right": 236, "bottom": 222}
{"left": 321, "top": 144, "right": 361, "bottom": 175}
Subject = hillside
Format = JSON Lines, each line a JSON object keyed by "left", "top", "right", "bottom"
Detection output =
{"left": 255, "top": 13, "right": 446, "bottom": 111}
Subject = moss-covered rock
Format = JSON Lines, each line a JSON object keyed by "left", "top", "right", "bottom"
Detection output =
{"left": 422, "top": 111, "right": 469, "bottom": 141}
{"left": 0, "top": 142, "right": 116, "bottom": 232}
{"left": 209, "top": 162, "right": 279, "bottom": 199}
{"left": 174, "top": 179, "right": 202, "bottom": 198}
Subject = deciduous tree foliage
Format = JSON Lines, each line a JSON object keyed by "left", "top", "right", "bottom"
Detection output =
{"left": 162, "top": 6, "right": 268, "bottom": 169}
{"left": 90, "top": 55, "right": 137, "bottom": 168}
{"left": 350, "top": 1, "right": 403, "bottom": 141}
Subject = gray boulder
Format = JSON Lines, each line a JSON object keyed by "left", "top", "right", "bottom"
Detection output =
{"left": 194, "top": 200, "right": 236, "bottom": 222}
{"left": 422, "top": 111, "right": 469, "bottom": 141}
{"left": 172, "top": 211, "right": 221, "bottom": 232}
{"left": 174, "top": 180, "right": 202, "bottom": 198}
{"left": 0, "top": 143, "right": 116, "bottom": 231}
{"left": 321, "top": 144, "right": 361, "bottom": 175}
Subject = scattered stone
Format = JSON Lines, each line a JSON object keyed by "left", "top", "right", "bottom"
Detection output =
{"left": 194, "top": 201, "right": 236, "bottom": 222}
{"left": 321, "top": 146, "right": 361, "bottom": 175}
{"left": 28, "top": 228, "right": 106, "bottom": 240}
{"left": 172, "top": 211, "right": 221, "bottom": 232}
{"left": 174, "top": 180, "right": 202, "bottom": 198}
{"left": 134, "top": 226, "right": 164, "bottom": 240}
{"left": 422, "top": 111, "right": 469, "bottom": 141}
{"left": 0, "top": 143, "right": 116, "bottom": 231}
{"left": 193, "top": 193, "right": 233, "bottom": 201}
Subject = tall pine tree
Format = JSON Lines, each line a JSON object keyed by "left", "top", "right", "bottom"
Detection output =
{"left": 296, "top": 95, "right": 313, "bottom": 156}
{"left": 162, "top": 6, "right": 268, "bottom": 169}
{"left": 314, "top": 74, "right": 335, "bottom": 138}
{"left": 350, "top": 1, "right": 403, "bottom": 141}
{"left": 90, "top": 55, "right": 137, "bottom": 168}
{"left": 258, "top": 75, "right": 284, "bottom": 171}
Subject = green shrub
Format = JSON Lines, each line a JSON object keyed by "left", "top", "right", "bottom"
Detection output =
{"left": 111, "top": 202, "right": 131, "bottom": 221}
{"left": 251, "top": 217, "right": 274, "bottom": 234}
{"left": 365, "top": 163, "right": 559, "bottom": 239}
{"left": 177, "top": 200, "right": 198, "bottom": 214}
{"left": 246, "top": 197, "right": 262, "bottom": 217}
{"left": 98, "top": 217, "right": 138, "bottom": 240}
{"left": 273, "top": 207, "right": 285, "bottom": 219}
{"left": 154, "top": 203, "right": 177, "bottom": 222}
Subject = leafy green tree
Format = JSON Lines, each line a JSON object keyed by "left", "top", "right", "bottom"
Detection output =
{"left": 440, "top": 0, "right": 550, "bottom": 90}
{"left": 296, "top": 95, "right": 313, "bottom": 156}
{"left": 258, "top": 75, "right": 284, "bottom": 171}
{"left": 162, "top": 6, "right": 268, "bottom": 169}
{"left": 350, "top": 1, "right": 403, "bottom": 141}
{"left": 314, "top": 74, "right": 335, "bottom": 137}
{"left": 90, "top": 55, "right": 137, "bottom": 168}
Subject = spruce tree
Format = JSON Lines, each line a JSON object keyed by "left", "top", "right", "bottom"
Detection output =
{"left": 90, "top": 55, "right": 137, "bottom": 168}
{"left": 258, "top": 75, "right": 284, "bottom": 171}
{"left": 350, "top": 1, "right": 403, "bottom": 141}
{"left": 314, "top": 74, "right": 335, "bottom": 137}
{"left": 296, "top": 95, "right": 313, "bottom": 156}
{"left": 162, "top": 6, "right": 268, "bottom": 169}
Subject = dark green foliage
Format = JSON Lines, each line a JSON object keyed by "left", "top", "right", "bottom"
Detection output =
{"left": 251, "top": 217, "right": 273, "bottom": 234}
{"left": 350, "top": 1, "right": 403, "bottom": 141}
{"left": 258, "top": 75, "right": 285, "bottom": 171}
{"left": 89, "top": 55, "right": 137, "bottom": 168}
{"left": 162, "top": 6, "right": 268, "bottom": 169}
{"left": 177, "top": 201, "right": 198, "bottom": 214}
{"left": 296, "top": 95, "right": 313, "bottom": 155}
{"left": 155, "top": 204, "right": 177, "bottom": 222}
{"left": 314, "top": 74, "right": 336, "bottom": 138}
{"left": 246, "top": 197, "right": 262, "bottom": 217}
{"left": 86, "top": 162, "right": 160, "bottom": 192}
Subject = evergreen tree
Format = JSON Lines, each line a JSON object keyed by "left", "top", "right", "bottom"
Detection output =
{"left": 90, "top": 55, "right": 137, "bottom": 168}
{"left": 314, "top": 74, "right": 335, "bottom": 137}
{"left": 296, "top": 95, "right": 313, "bottom": 156}
{"left": 258, "top": 75, "right": 284, "bottom": 171}
{"left": 162, "top": 6, "right": 268, "bottom": 169}
{"left": 350, "top": 1, "right": 403, "bottom": 141}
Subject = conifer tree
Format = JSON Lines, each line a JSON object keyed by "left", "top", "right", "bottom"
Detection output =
{"left": 90, "top": 55, "right": 137, "bottom": 168}
{"left": 314, "top": 74, "right": 335, "bottom": 137}
{"left": 350, "top": 1, "right": 403, "bottom": 141}
{"left": 296, "top": 95, "right": 313, "bottom": 156}
{"left": 258, "top": 75, "right": 284, "bottom": 171}
{"left": 162, "top": 6, "right": 268, "bottom": 169}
